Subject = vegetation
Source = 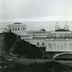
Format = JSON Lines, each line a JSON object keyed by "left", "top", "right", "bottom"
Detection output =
{"left": 2, "top": 61, "right": 72, "bottom": 72}
{"left": 4, "top": 31, "right": 17, "bottom": 52}
{"left": 1, "top": 31, "right": 72, "bottom": 72}
{"left": 4, "top": 31, "right": 43, "bottom": 58}
{"left": 13, "top": 40, "right": 42, "bottom": 58}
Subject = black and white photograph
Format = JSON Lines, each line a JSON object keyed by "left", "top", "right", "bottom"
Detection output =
{"left": 1, "top": 0, "right": 72, "bottom": 72}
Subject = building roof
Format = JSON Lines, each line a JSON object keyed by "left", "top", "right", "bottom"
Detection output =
{"left": 14, "top": 22, "right": 22, "bottom": 24}
{"left": 55, "top": 29, "right": 70, "bottom": 32}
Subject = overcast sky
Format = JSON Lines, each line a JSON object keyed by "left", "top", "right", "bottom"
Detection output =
{"left": 0, "top": 0, "right": 72, "bottom": 31}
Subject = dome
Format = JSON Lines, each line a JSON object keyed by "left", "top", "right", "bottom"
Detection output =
{"left": 40, "top": 28, "right": 46, "bottom": 31}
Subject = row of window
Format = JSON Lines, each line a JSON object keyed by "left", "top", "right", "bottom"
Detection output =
{"left": 11, "top": 27, "right": 25, "bottom": 31}
{"left": 33, "top": 34, "right": 72, "bottom": 37}
{"left": 21, "top": 36, "right": 72, "bottom": 40}
{"left": 47, "top": 36, "right": 72, "bottom": 39}
{"left": 33, "top": 36, "right": 72, "bottom": 39}
{"left": 37, "top": 42, "right": 45, "bottom": 47}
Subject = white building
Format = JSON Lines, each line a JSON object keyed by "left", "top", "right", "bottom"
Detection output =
{"left": 7, "top": 22, "right": 27, "bottom": 35}
{"left": 7, "top": 23, "right": 72, "bottom": 52}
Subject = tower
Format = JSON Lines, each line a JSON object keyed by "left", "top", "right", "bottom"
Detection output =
{"left": 55, "top": 22, "right": 60, "bottom": 30}
{"left": 64, "top": 23, "right": 69, "bottom": 31}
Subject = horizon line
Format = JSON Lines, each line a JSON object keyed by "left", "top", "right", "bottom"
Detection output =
{"left": 1, "top": 16, "right": 72, "bottom": 22}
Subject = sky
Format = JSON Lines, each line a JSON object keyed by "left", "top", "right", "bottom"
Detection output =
{"left": 0, "top": 0, "right": 72, "bottom": 31}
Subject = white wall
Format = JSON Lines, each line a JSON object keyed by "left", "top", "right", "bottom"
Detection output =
{"left": 46, "top": 39, "right": 72, "bottom": 51}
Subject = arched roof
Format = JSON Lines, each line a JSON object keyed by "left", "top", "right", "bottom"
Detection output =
{"left": 40, "top": 28, "right": 46, "bottom": 31}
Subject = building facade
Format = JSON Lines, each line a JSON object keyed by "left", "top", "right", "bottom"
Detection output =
{"left": 7, "top": 23, "right": 72, "bottom": 52}
{"left": 7, "top": 22, "right": 27, "bottom": 35}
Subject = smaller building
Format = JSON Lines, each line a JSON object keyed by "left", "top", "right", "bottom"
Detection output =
{"left": 7, "top": 22, "right": 27, "bottom": 35}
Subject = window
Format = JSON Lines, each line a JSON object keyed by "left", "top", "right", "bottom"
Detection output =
{"left": 42, "top": 42, "right": 45, "bottom": 47}
{"left": 18, "top": 28, "right": 20, "bottom": 30}
{"left": 37, "top": 42, "right": 39, "bottom": 46}
{"left": 12, "top": 28, "right": 14, "bottom": 31}
{"left": 15, "top": 28, "right": 17, "bottom": 31}
{"left": 23, "top": 28, "right": 25, "bottom": 30}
